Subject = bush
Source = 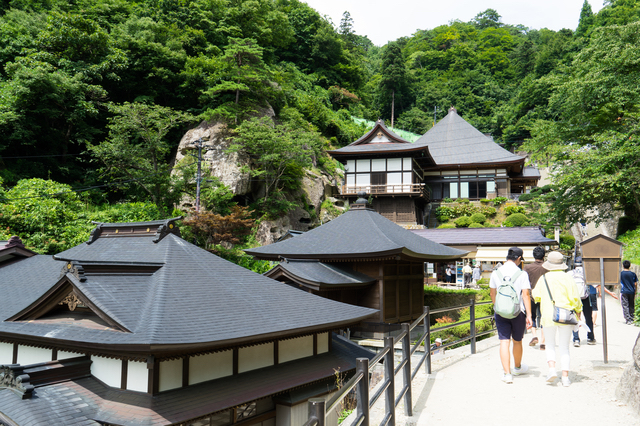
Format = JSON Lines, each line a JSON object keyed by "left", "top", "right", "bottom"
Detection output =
{"left": 505, "top": 205, "right": 526, "bottom": 215}
{"left": 559, "top": 232, "right": 576, "bottom": 250}
{"left": 479, "top": 206, "right": 497, "bottom": 217}
{"left": 470, "top": 213, "right": 486, "bottom": 224}
{"left": 505, "top": 213, "right": 528, "bottom": 226}
{"left": 518, "top": 193, "right": 534, "bottom": 202}
{"left": 469, "top": 222, "right": 484, "bottom": 228}
{"left": 480, "top": 198, "right": 491, "bottom": 204}
{"left": 454, "top": 215, "right": 472, "bottom": 227}
{"left": 456, "top": 198, "right": 470, "bottom": 204}
{"left": 443, "top": 197, "right": 454, "bottom": 203}
{"left": 437, "top": 223, "right": 456, "bottom": 228}
{"left": 493, "top": 196, "right": 508, "bottom": 204}
{"left": 437, "top": 216, "right": 449, "bottom": 223}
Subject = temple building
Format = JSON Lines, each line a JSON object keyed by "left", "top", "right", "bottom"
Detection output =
{"left": 246, "top": 196, "right": 466, "bottom": 330}
{"left": 328, "top": 107, "right": 540, "bottom": 226}
{"left": 0, "top": 218, "right": 376, "bottom": 426}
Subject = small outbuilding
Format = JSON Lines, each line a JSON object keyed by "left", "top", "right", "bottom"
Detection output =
{"left": 246, "top": 196, "right": 467, "bottom": 327}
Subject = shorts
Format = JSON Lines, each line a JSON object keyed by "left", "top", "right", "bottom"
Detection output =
{"left": 495, "top": 311, "right": 526, "bottom": 341}
{"left": 590, "top": 293, "right": 598, "bottom": 311}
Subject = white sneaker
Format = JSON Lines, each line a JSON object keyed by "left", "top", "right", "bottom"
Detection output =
{"left": 502, "top": 373, "right": 513, "bottom": 384}
{"left": 562, "top": 376, "right": 571, "bottom": 387}
{"left": 573, "top": 340, "right": 580, "bottom": 347}
{"left": 546, "top": 370, "right": 558, "bottom": 383}
{"left": 513, "top": 364, "right": 529, "bottom": 375}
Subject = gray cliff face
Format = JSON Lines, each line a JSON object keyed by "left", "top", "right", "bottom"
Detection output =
{"left": 175, "top": 120, "right": 251, "bottom": 196}
{"left": 175, "top": 121, "right": 347, "bottom": 246}
{"left": 616, "top": 332, "right": 640, "bottom": 414}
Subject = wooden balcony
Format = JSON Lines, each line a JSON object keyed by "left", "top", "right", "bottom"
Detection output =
{"left": 340, "top": 183, "right": 430, "bottom": 199}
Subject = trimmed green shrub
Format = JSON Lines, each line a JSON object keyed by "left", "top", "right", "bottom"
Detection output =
{"left": 518, "top": 193, "right": 534, "bottom": 202}
{"left": 454, "top": 215, "right": 472, "bottom": 227}
{"left": 493, "top": 196, "right": 508, "bottom": 204}
{"left": 470, "top": 213, "right": 486, "bottom": 224}
{"left": 505, "top": 213, "right": 528, "bottom": 226}
{"left": 480, "top": 198, "right": 491, "bottom": 204}
{"left": 559, "top": 233, "right": 576, "bottom": 250}
{"left": 437, "top": 223, "right": 456, "bottom": 228}
{"left": 469, "top": 222, "right": 484, "bottom": 228}
{"left": 505, "top": 205, "right": 526, "bottom": 215}
{"left": 479, "top": 206, "right": 497, "bottom": 217}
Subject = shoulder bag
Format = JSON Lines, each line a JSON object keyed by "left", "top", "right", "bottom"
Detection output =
{"left": 543, "top": 275, "right": 578, "bottom": 325}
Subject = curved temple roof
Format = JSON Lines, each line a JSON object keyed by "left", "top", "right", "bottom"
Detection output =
{"left": 0, "top": 220, "right": 377, "bottom": 356}
{"left": 413, "top": 107, "right": 524, "bottom": 167}
{"left": 246, "top": 208, "right": 467, "bottom": 261}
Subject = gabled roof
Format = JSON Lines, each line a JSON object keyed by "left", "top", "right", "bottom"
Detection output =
{"left": 0, "top": 236, "right": 37, "bottom": 267}
{"left": 0, "top": 220, "right": 377, "bottom": 356}
{"left": 414, "top": 107, "right": 524, "bottom": 167}
{"left": 327, "top": 120, "right": 433, "bottom": 159}
{"left": 411, "top": 226, "right": 556, "bottom": 246}
{"left": 245, "top": 208, "right": 467, "bottom": 261}
{"left": 265, "top": 259, "right": 376, "bottom": 291}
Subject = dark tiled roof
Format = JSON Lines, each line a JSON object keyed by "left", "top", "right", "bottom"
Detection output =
{"left": 0, "top": 335, "right": 373, "bottom": 426}
{"left": 411, "top": 226, "right": 556, "bottom": 246}
{"left": 413, "top": 108, "right": 523, "bottom": 166}
{"left": 245, "top": 208, "right": 467, "bottom": 261}
{"left": 265, "top": 259, "right": 376, "bottom": 289}
{"left": 515, "top": 166, "right": 541, "bottom": 178}
{"left": 0, "top": 231, "right": 377, "bottom": 352}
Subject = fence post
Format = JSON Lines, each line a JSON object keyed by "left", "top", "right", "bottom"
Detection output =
{"left": 308, "top": 398, "right": 326, "bottom": 426}
{"left": 356, "top": 358, "right": 370, "bottom": 426}
{"left": 401, "top": 323, "right": 413, "bottom": 417}
{"left": 470, "top": 298, "right": 477, "bottom": 355}
{"left": 424, "top": 306, "right": 431, "bottom": 374}
{"left": 384, "top": 336, "right": 395, "bottom": 426}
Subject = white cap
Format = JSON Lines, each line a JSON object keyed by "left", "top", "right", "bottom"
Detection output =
{"left": 435, "top": 338, "right": 442, "bottom": 344}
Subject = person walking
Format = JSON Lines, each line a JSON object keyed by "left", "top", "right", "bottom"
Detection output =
{"left": 463, "top": 262, "right": 473, "bottom": 288}
{"left": 490, "top": 247, "right": 532, "bottom": 384}
{"left": 523, "top": 246, "right": 546, "bottom": 349}
{"left": 568, "top": 257, "right": 595, "bottom": 346}
{"left": 620, "top": 260, "right": 638, "bottom": 325}
{"left": 472, "top": 263, "right": 482, "bottom": 286}
{"left": 532, "top": 251, "right": 582, "bottom": 387}
{"left": 445, "top": 265, "right": 453, "bottom": 283}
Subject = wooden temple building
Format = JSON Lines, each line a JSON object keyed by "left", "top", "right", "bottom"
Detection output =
{"left": 0, "top": 237, "right": 36, "bottom": 268}
{"left": 328, "top": 107, "right": 540, "bottom": 226}
{"left": 0, "top": 218, "right": 376, "bottom": 426}
{"left": 246, "top": 196, "right": 466, "bottom": 330}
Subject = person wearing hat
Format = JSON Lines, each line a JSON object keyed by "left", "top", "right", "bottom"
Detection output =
{"left": 568, "top": 257, "right": 595, "bottom": 346}
{"left": 532, "top": 251, "right": 583, "bottom": 387}
{"left": 431, "top": 337, "right": 444, "bottom": 354}
{"left": 489, "top": 246, "right": 532, "bottom": 384}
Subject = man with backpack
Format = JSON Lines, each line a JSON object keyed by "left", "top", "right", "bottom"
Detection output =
{"left": 490, "top": 247, "right": 532, "bottom": 384}
{"left": 569, "top": 257, "right": 595, "bottom": 346}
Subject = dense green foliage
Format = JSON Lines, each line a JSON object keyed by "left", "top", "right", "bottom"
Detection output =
{"left": 3, "top": 0, "right": 640, "bottom": 265}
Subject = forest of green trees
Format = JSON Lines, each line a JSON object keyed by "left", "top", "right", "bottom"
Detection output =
{"left": 2, "top": 0, "right": 640, "bottom": 260}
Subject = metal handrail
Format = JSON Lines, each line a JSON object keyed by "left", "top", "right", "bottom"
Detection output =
{"left": 304, "top": 298, "right": 496, "bottom": 426}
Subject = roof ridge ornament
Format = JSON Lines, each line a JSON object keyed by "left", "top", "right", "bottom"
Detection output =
{"left": 0, "top": 365, "right": 34, "bottom": 399}
{"left": 351, "top": 192, "right": 371, "bottom": 210}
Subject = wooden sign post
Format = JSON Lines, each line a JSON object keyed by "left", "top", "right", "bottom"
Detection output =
{"left": 580, "top": 234, "right": 623, "bottom": 364}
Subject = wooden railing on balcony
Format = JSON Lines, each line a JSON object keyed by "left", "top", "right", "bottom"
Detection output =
{"left": 341, "top": 184, "right": 430, "bottom": 199}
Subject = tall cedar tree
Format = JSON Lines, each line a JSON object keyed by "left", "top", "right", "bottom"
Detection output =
{"left": 379, "top": 42, "right": 409, "bottom": 124}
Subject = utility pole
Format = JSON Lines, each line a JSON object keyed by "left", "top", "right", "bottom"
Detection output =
{"left": 193, "top": 138, "right": 213, "bottom": 212}
{"left": 391, "top": 90, "right": 395, "bottom": 128}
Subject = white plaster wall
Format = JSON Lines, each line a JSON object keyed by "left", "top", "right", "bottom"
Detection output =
{"left": 239, "top": 343, "right": 273, "bottom": 373}
{"left": 0, "top": 342, "right": 13, "bottom": 365}
{"left": 317, "top": 332, "right": 329, "bottom": 354}
{"left": 91, "top": 356, "right": 122, "bottom": 388}
{"left": 189, "top": 350, "right": 232, "bottom": 385}
{"left": 279, "top": 335, "right": 313, "bottom": 364}
{"left": 159, "top": 358, "right": 182, "bottom": 392}
{"left": 58, "top": 350, "right": 83, "bottom": 360}
{"left": 127, "top": 360, "right": 148, "bottom": 393}
{"left": 17, "top": 346, "right": 52, "bottom": 365}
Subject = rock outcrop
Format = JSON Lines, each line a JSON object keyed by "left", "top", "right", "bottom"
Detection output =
{"left": 616, "top": 332, "right": 640, "bottom": 414}
{"left": 175, "top": 120, "right": 251, "bottom": 196}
